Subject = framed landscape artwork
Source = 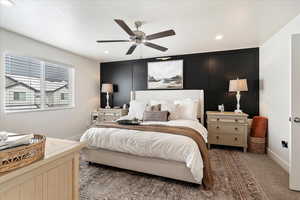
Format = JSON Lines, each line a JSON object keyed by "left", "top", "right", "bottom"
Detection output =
{"left": 147, "top": 60, "right": 183, "bottom": 89}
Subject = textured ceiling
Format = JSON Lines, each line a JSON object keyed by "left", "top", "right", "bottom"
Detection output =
{"left": 1, "top": 0, "right": 300, "bottom": 62}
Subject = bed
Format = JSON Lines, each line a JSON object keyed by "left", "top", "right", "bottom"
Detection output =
{"left": 80, "top": 90, "right": 212, "bottom": 187}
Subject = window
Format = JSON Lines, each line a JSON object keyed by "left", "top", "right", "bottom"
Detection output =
{"left": 4, "top": 54, "right": 74, "bottom": 112}
{"left": 13, "top": 92, "right": 26, "bottom": 101}
{"left": 60, "top": 93, "right": 68, "bottom": 100}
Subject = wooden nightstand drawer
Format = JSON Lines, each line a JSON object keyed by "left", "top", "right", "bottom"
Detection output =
{"left": 99, "top": 115, "right": 116, "bottom": 122}
{"left": 100, "top": 111, "right": 121, "bottom": 115}
{"left": 227, "top": 134, "right": 244, "bottom": 146}
{"left": 208, "top": 134, "right": 244, "bottom": 147}
{"left": 100, "top": 112, "right": 120, "bottom": 117}
{"left": 206, "top": 111, "right": 248, "bottom": 152}
{"left": 208, "top": 134, "right": 222, "bottom": 145}
{"left": 98, "top": 108, "right": 128, "bottom": 122}
{"left": 208, "top": 124, "right": 245, "bottom": 135}
{"left": 207, "top": 115, "right": 247, "bottom": 124}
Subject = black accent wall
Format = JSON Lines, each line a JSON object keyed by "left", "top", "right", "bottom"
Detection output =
{"left": 100, "top": 48, "right": 259, "bottom": 118}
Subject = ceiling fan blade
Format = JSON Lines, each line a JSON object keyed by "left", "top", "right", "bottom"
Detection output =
{"left": 97, "top": 40, "right": 130, "bottom": 43}
{"left": 144, "top": 42, "right": 168, "bottom": 52}
{"left": 146, "top": 30, "right": 175, "bottom": 40}
{"left": 126, "top": 44, "right": 137, "bottom": 55}
{"left": 114, "top": 19, "right": 135, "bottom": 36}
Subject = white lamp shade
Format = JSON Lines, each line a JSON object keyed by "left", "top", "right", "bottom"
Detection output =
{"left": 101, "top": 83, "right": 113, "bottom": 93}
{"left": 229, "top": 79, "right": 248, "bottom": 92}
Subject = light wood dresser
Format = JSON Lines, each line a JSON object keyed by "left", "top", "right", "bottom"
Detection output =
{"left": 98, "top": 108, "right": 128, "bottom": 122}
{"left": 0, "top": 138, "right": 85, "bottom": 200}
{"left": 206, "top": 111, "right": 248, "bottom": 152}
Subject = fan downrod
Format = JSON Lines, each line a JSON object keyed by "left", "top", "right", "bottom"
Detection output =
{"left": 134, "top": 21, "right": 143, "bottom": 30}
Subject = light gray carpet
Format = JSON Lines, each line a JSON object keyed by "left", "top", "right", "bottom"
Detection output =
{"left": 80, "top": 149, "right": 273, "bottom": 200}
{"left": 240, "top": 152, "right": 300, "bottom": 200}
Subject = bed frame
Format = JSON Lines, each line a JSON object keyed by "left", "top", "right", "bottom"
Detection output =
{"left": 83, "top": 90, "right": 205, "bottom": 184}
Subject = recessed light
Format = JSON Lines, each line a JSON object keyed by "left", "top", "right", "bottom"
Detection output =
{"left": 215, "top": 35, "right": 223, "bottom": 40}
{"left": 104, "top": 50, "right": 109, "bottom": 54}
{"left": 0, "top": 0, "right": 15, "bottom": 7}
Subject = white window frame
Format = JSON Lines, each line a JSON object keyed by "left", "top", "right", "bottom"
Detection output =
{"left": 3, "top": 53, "right": 75, "bottom": 114}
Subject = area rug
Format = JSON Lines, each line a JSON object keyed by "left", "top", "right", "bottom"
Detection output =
{"left": 80, "top": 149, "right": 269, "bottom": 200}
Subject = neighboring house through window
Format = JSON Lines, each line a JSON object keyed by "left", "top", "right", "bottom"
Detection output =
{"left": 4, "top": 54, "right": 74, "bottom": 112}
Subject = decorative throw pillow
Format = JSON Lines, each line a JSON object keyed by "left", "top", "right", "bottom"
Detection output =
{"left": 128, "top": 100, "right": 148, "bottom": 120}
{"left": 143, "top": 111, "right": 169, "bottom": 122}
{"left": 174, "top": 99, "right": 199, "bottom": 120}
{"left": 145, "top": 104, "right": 161, "bottom": 112}
{"left": 163, "top": 103, "right": 180, "bottom": 120}
{"left": 150, "top": 100, "right": 179, "bottom": 120}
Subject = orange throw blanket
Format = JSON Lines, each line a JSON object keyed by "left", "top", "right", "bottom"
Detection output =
{"left": 95, "top": 122, "right": 214, "bottom": 189}
{"left": 250, "top": 116, "right": 268, "bottom": 138}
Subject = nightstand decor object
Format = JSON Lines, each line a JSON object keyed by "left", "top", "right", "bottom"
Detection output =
{"left": 101, "top": 83, "right": 113, "bottom": 109}
{"left": 229, "top": 78, "right": 248, "bottom": 113}
{"left": 207, "top": 111, "right": 248, "bottom": 152}
{"left": 91, "top": 111, "right": 99, "bottom": 124}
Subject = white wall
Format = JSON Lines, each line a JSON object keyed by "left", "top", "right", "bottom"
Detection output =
{"left": 0, "top": 28, "right": 100, "bottom": 140}
{"left": 260, "top": 14, "right": 300, "bottom": 171}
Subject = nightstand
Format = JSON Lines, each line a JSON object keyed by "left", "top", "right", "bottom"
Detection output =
{"left": 98, "top": 108, "right": 128, "bottom": 122}
{"left": 206, "top": 111, "right": 248, "bottom": 152}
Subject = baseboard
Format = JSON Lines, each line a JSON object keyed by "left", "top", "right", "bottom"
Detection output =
{"left": 267, "top": 148, "right": 290, "bottom": 173}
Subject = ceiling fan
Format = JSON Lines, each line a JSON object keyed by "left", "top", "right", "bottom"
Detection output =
{"left": 97, "top": 19, "right": 176, "bottom": 55}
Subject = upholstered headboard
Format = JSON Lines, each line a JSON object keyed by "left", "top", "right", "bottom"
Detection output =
{"left": 131, "top": 90, "right": 205, "bottom": 124}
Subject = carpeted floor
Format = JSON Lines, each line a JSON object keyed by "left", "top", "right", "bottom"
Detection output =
{"left": 80, "top": 149, "right": 275, "bottom": 200}
{"left": 240, "top": 152, "right": 300, "bottom": 200}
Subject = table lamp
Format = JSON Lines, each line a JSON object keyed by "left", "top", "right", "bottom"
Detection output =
{"left": 101, "top": 83, "right": 113, "bottom": 109}
{"left": 229, "top": 78, "right": 248, "bottom": 113}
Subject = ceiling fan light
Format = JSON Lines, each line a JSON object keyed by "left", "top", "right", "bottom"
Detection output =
{"left": 0, "top": 0, "right": 15, "bottom": 7}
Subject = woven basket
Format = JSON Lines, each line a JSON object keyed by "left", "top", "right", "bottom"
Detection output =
{"left": 0, "top": 134, "right": 46, "bottom": 173}
{"left": 248, "top": 136, "right": 266, "bottom": 154}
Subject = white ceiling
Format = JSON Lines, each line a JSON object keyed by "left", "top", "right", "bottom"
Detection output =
{"left": 1, "top": 0, "right": 300, "bottom": 62}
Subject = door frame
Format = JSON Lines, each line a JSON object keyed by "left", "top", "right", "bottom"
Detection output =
{"left": 290, "top": 33, "right": 300, "bottom": 191}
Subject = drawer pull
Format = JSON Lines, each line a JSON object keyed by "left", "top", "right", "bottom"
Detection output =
{"left": 216, "top": 136, "right": 219, "bottom": 140}
{"left": 216, "top": 126, "right": 220, "bottom": 129}
{"left": 217, "top": 118, "right": 220, "bottom": 121}
{"left": 234, "top": 137, "right": 238, "bottom": 141}
{"left": 235, "top": 127, "right": 238, "bottom": 131}
{"left": 235, "top": 119, "right": 238, "bottom": 122}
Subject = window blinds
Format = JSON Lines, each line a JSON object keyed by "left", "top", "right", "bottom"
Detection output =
{"left": 4, "top": 54, "right": 74, "bottom": 112}
{"left": 44, "top": 63, "right": 72, "bottom": 108}
{"left": 5, "top": 55, "right": 42, "bottom": 111}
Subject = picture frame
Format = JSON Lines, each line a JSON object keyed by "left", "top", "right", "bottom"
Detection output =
{"left": 147, "top": 60, "right": 183, "bottom": 89}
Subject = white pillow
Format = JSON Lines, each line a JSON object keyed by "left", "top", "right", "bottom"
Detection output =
{"left": 174, "top": 99, "right": 199, "bottom": 120}
{"left": 164, "top": 103, "right": 180, "bottom": 120}
{"left": 150, "top": 100, "right": 180, "bottom": 120}
{"left": 128, "top": 100, "right": 148, "bottom": 120}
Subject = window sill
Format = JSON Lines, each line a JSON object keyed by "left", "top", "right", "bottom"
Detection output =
{"left": 4, "top": 106, "right": 75, "bottom": 114}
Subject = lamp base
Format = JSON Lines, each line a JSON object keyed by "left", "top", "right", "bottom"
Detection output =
{"left": 234, "top": 109, "right": 242, "bottom": 113}
{"left": 105, "top": 92, "right": 111, "bottom": 109}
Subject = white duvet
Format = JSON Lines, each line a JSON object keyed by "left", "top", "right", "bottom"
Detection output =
{"left": 80, "top": 119, "right": 208, "bottom": 183}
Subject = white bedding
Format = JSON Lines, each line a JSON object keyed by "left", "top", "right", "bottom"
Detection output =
{"left": 80, "top": 119, "right": 208, "bottom": 183}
